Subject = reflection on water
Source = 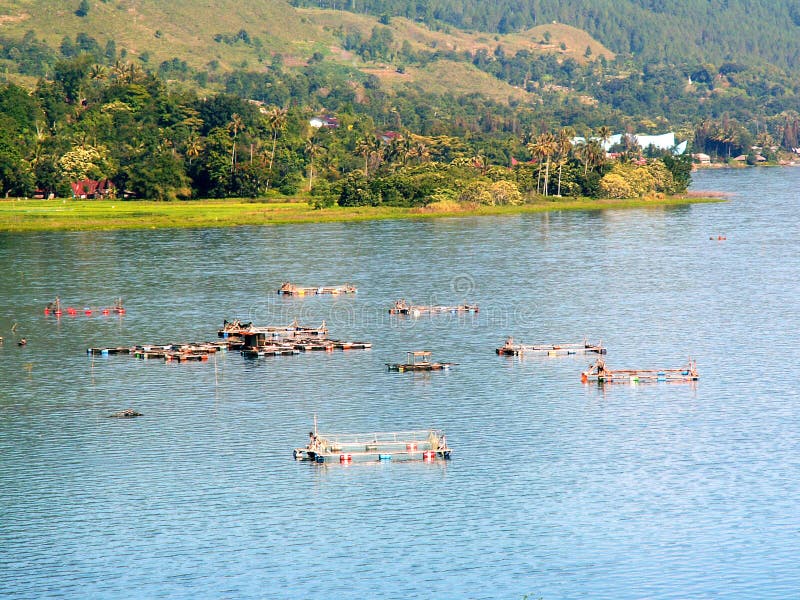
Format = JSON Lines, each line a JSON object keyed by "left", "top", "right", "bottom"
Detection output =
{"left": 1, "top": 168, "right": 800, "bottom": 599}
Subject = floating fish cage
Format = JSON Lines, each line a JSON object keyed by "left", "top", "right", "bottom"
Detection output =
{"left": 278, "top": 282, "right": 357, "bottom": 296}
{"left": 219, "top": 319, "right": 328, "bottom": 339}
{"left": 386, "top": 351, "right": 456, "bottom": 372}
{"left": 294, "top": 428, "right": 452, "bottom": 464}
{"left": 582, "top": 358, "right": 698, "bottom": 384}
{"left": 497, "top": 337, "right": 606, "bottom": 356}
{"left": 389, "top": 299, "right": 478, "bottom": 316}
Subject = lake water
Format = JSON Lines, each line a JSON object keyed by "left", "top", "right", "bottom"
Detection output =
{"left": 1, "top": 167, "right": 799, "bottom": 599}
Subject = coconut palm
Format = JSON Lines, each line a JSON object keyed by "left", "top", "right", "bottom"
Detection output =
{"left": 529, "top": 132, "right": 557, "bottom": 196}
{"left": 555, "top": 127, "right": 574, "bottom": 196}
{"left": 185, "top": 132, "right": 203, "bottom": 165}
{"left": 265, "top": 107, "right": 287, "bottom": 188}
{"left": 526, "top": 138, "right": 544, "bottom": 193}
{"left": 229, "top": 113, "right": 244, "bottom": 172}
{"left": 355, "top": 135, "right": 371, "bottom": 175}
{"left": 304, "top": 137, "right": 323, "bottom": 191}
{"left": 596, "top": 125, "right": 613, "bottom": 151}
{"left": 586, "top": 139, "right": 606, "bottom": 173}
{"left": 410, "top": 141, "right": 430, "bottom": 164}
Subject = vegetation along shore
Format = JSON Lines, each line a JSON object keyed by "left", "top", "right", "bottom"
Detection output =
{"left": 0, "top": 195, "right": 724, "bottom": 233}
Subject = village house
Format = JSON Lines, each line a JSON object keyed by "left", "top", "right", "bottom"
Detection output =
{"left": 70, "top": 178, "right": 116, "bottom": 199}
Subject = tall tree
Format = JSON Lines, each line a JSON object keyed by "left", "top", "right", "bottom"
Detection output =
{"left": 265, "top": 106, "right": 287, "bottom": 189}
{"left": 229, "top": 113, "right": 244, "bottom": 172}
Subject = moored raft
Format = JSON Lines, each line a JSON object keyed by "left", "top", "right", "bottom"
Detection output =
{"left": 241, "top": 345, "right": 301, "bottom": 358}
{"left": 219, "top": 319, "right": 328, "bottom": 339}
{"left": 388, "top": 299, "right": 478, "bottom": 316}
{"left": 278, "top": 282, "right": 357, "bottom": 296}
{"left": 294, "top": 427, "right": 452, "bottom": 464}
{"left": 581, "top": 358, "right": 699, "bottom": 384}
{"left": 497, "top": 336, "right": 606, "bottom": 356}
{"left": 387, "top": 351, "right": 456, "bottom": 372}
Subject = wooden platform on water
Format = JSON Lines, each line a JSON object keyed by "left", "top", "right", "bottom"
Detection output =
{"left": 89, "top": 319, "right": 371, "bottom": 364}
{"left": 386, "top": 351, "right": 456, "bottom": 372}
{"left": 389, "top": 299, "right": 478, "bottom": 315}
{"left": 497, "top": 337, "right": 606, "bottom": 356}
{"left": 582, "top": 358, "right": 698, "bottom": 384}
{"left": 218, "top": 319, "right": 328, "bottom": 339}
{"left": 278, "top": 282, "right": 357, "bottom": 296}
{"left": 294, "top": 428, "right": 452, "bottom": 464}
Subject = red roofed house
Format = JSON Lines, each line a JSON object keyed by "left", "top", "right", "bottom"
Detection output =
{"left": 71, "top": 178, "right": 116, "bottom": 199}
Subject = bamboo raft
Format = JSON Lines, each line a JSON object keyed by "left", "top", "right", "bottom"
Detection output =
{"left": 88, "top": 341, "right": 232, "bottom": 357}
{"left": 294, "top": 425, "right": 452, "bottom": 464}
{"left": 278, "top": 282, "right": 357, "bottom": 296}
{"left": 388, "top": 299, "right": 478, "bottom": 316}
{"left": 241, "top": 346, "right": 301, "bottom": 358}
{"left": 497, "top": 336, "right": 606, "bottom": 356}
{"left": 387, "top": 351, "right": 456, "bottom": 372}
{"left": 238, "top": 322, "right": 371, "bottom": 357}
{"left": 218, "top": 319, "right": 328, "bottom": 339}
{"left": 581, "top": 358, "right": 699, "bottom": 384}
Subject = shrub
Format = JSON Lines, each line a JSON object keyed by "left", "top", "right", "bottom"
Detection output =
{"left": 599, "top": 172, "right": 633, "bottom": 199}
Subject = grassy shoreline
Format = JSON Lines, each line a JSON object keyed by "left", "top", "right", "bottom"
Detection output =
{"left": 0, "top": 196, "right": 725, "bottom": 232}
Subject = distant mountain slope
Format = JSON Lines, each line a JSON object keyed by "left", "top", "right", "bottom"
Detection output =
{"left": 0, "top": 0, "right": 612, "bottom": 107}
{"left": 0, "top": 0, "right": 316, "bottom": 69}
{"left": 290, "top": 0, "right": 800, "bottom": 71}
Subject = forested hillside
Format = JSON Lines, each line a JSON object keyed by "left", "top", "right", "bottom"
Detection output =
{"left": 292, "top": 0, "right": 800, "bottom": 71}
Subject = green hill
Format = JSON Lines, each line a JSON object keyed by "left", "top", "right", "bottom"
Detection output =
{"left": 290, "top": 0, "right": 800, "bottom": 73}
{"left": 0, "top": 0, "right": 614, "bottom": 104}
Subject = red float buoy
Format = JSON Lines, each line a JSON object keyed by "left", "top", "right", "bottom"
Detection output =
{"left": 406, "top": 443, "right": 417, "bottom": 452}
{"left": 339, "top": 453, "right": 352, "bottom": 463}
{"left": 423, "top": 451, "right": 435, "bottom": 461}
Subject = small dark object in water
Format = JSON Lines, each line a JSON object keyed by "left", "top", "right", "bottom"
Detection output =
{"left": 17, "top": 338, "right": 27, "bottom": 346}
{"left": 109, "top": 409, "right": 143, "bottom": 418}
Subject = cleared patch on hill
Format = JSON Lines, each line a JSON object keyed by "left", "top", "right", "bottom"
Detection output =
{"left": 374, "top": 60, "right": 534, "bottom": 105}
{"left": 301, "top": 9, "right": 614, "bottom": 63}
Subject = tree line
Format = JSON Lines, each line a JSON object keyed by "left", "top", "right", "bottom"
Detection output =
{"left": 0, "top": 55, "right": 692, "bottom": 205}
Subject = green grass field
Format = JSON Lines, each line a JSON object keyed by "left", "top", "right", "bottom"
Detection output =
{"left": 0, "top": 196, "right": 725, "bottom": 232}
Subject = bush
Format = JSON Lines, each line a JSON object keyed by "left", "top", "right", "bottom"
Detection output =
{"left": 599, "top": 172, "right": 633, "bottom": 199}
{"left": 489, "top": 180, "right": 522, "bottom": 205}
{"left": 337, "top": 172, "right": 378, "bottom": 206}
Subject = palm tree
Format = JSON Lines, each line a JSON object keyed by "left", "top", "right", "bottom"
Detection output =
{"left": 111, "top": 60, "right": 127, "bottom": 81}
{"left": 411, "top": 141, "right": 430, "bottom": 164}
{"left": 527, "top": 138, "right": 544, "bottom": 193}
{"left": 89, "top": 64, "right": 107, "bottom": 81}
{"left": 472, "top": 153, "right": 489, "bottom": 175}
{"left": 265, "top": 107, "right": 287, "bottom": 188}
{"left": 399, "top": 132, "right": 413, "bottom": 166}
{"left": 542, "top": 132, "right": 558, "bottom": 196}
{"left": 229, "top": 113, "right": 244, "bottom": 172}
{"left": 355, "top": 134, "right": 376, "bottom": 175}
{"left": 304, "top": 137, "right": 323, "bottom": 191}
{"left": 555, "top": 127, "right": 574, "bottom": 196}
{"left": 185, "top": 132, "right": 203, "bottom": 166}
{"left": 586, "top": 139, "right": 605, "bottom": 174}
{"left": 596, "top": 125, "right": 613, "bottom": 152}
{"left": 529, "top": 132, "right": 556, "bottom": 196}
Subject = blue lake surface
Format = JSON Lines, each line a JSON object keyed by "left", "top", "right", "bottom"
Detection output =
{"left": 1, "top": 167, "right": 799, "bottom": 599}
